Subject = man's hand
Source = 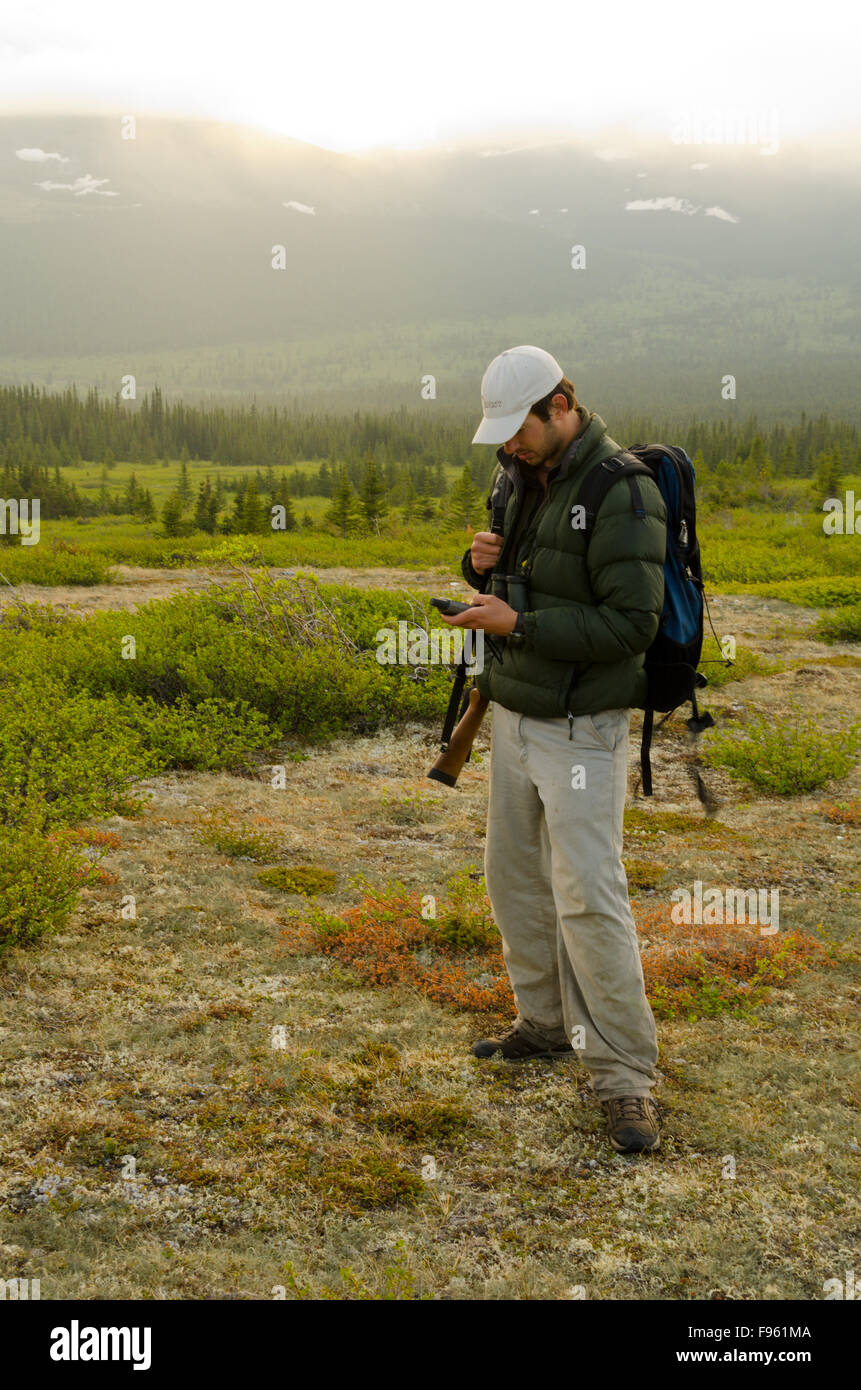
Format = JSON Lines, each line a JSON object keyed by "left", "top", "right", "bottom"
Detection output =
{"left": 470, "top": 530, "right": 504, "bottom": 574}
{"left": 440, "top": 592, "right": 519, "bottom": 636}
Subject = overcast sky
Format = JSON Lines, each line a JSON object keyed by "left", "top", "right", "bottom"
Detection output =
{"left": 2, "top": 0, "right": 859, "bottom": 153}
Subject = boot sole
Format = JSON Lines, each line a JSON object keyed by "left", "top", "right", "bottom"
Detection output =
{"left": 473, "top": 1048, "right": 575, "bottom": 1062}
{"left": 608, "top": 1132, "right": 661, "bottom": 1153}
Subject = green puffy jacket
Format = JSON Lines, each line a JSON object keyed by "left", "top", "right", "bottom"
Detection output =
{"left": 461, "top": 408, "right": 667, "bottom": 718}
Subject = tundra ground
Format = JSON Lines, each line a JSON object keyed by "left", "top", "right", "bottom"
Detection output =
{"left": 0, "top": 584, "right": 858, "bottom": 1300}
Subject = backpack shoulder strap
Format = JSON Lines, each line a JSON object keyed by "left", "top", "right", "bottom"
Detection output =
{"left": 577, "top": 450, "right": 660, "bottom": 793}
{"left": 577, "top": 449, "right": 656, "bottom": 540}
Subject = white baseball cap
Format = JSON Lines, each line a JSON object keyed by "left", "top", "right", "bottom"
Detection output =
{"left": 472, "top": 345, "right": 565, "bottom": 445}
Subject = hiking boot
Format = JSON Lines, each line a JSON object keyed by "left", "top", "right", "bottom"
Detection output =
{"left": 602, "top": 1095, "right": 661, "bottom": 1153}
{"left": 472, "top": 1026, "right": 574, "bottom": 1061}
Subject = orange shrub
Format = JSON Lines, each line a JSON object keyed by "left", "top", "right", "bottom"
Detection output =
{"left": 283, "top": 879, "right": 831, "bottom": 1024}
{"left": 637, "top": 905, "right": 828, "bottom": 1018}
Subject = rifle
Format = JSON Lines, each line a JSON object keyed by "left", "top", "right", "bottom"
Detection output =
{"left": 427, "top": 502, "right": 506, "bottom": 788}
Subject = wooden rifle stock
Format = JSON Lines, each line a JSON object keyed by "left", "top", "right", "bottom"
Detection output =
{"left": 428, "top": 686, "right": 489, "bottom": 787}
{"left": 429, "top": 500, "right": 505, "bottom": 787}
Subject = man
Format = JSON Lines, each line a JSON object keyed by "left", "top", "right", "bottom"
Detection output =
{"left": 441, "top": 345, "right": 667, "bottom": 1154}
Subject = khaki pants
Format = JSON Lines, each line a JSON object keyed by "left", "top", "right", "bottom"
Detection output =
{"left": 484, "top": 703, "right": 658, "bottom": 1100}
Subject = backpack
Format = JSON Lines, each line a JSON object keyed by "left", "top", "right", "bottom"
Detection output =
{"left": 576, "top": 444, "right": 715, "bottom": 795}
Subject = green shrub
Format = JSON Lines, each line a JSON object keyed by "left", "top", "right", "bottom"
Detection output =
{"left": 306, "top": 1149, "right": 425, "bottom": 1212}
{"left": 814, "top": 602, "right": 861, "bottom": 643}
{"left": 432, "top": 868, "right": 499, "bottom": 951}
{"left": 199, "top": 822, "right": 283, "bottom": 860}
{"left": 0, "top": 824, "right": 99, "bottom": 952}
{"left": 1, "top": 580, "right": 451, "bottom": 742}
{"left": 375, "top": 1097, "right": 473, "bottom": 1143}
{"left": 380, "top": 787, "right": 440, "bottom": 826}
{"left": 698, "top": 636, "right": 780, "bottom": 688}
{"left": 0, "top": 683, "right": 163, "bottom": 831}
{"left": 624, "top": 858, "right": 668, "bottom": 890}
{"left": 117, "top": 695, "right": 275, "bottom": 771}
{"left": 258, "top": 865, "right": 337, "bottom": 895}
{"left": 0, "top": 545, "right": 112, "bottom": 586}
{"left": 0, "top": 577, "right": 466, "bottom": 851}
{"left": 700, "top": 511, "right": 861, "bottom": 589}
{"left": 46, "top": 517, "right": 467, "bottom": 573}
{"left": 741, "top": 576, "right": 861, "bottom": 608}
{"left": 702, "top": 707, "right": 861, "bottom": 795}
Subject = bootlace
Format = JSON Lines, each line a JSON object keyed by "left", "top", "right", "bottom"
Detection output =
{"left": 611, "top": 1096, "right": 650, "bottom": 1120}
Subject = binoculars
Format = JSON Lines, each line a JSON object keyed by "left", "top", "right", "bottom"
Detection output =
{"left": 491, "top": 571, "right": 530, "bottom": 613}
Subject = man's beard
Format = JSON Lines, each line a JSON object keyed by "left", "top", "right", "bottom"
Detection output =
{"left": 521, "top": 420, "right": 564, "bottom": 468}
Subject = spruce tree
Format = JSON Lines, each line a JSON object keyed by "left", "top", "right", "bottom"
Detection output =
{"left": 231, "top": 480, "right": 246, "bottom": 533}
{"left": 318, "top": 461, "right": 334, "bottom": 497}
{"left": 812, "top": 449, "right": 842, "bottom": 505}
{"left": 161, "top": 493, "right": 184, "bottom": 537}
{"left": 178, "top": 456, "right": 192, "bottom": 507}
{"left": 779, "top": 439, "right": 797, "bottom": 476}
{"left": 447, "top": 463, "right": 482, "bottom": 528}
{"left": 361, "top": 456, "right": 387, "bottom": 532}
{"left": 272, "top": 478, "right": 297, "bottom": 532}
{"left": 122, "top": 472, "right": 140, "bottom": 513}
{"left": 402, "top": 473, "right": 416, "bottom": 523}
{"left": 194, "top": 479, "right": 217, "bottom": 534}
{"left": 327, "top": 468, "right": 360, "bottom": 537}
{"left": 242, "top": 478, "right": 265, "bottom": 533}
{"left": 746, "top": 434, "right": 773, "bottom": 482}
